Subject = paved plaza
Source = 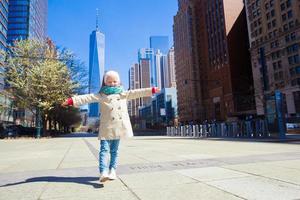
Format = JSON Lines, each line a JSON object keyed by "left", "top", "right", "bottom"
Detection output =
{"left": 0, "top": 133, "right": 300, "bottom": 200}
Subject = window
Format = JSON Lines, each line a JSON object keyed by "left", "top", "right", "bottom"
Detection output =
{"left": 291, "top": 32, "right": 296, "bottom": 40}
{"left": 282, "top": 13, "right": 287, "bottom": 21}
{"left": 272, "top": 19, "right": 276, "bottom": 27}
{"left": 278, "top": 60, "right": 282, "bottom": 68}
{"left": 289, "top": 54, "right": 300, "bottom": 65}
{"left": 265, "top": 2, "right": 269, "bottom": 10}
{"left": 280, "top": 3, "right": 285, "bottom": 11}
{"left": 296, "top": 66, "right": 300, "bottom": 74}
{"left": 293, "top": 91, "right": 300, "bottom": 113}
{"left": 267, "top": 22, "right": 272, "bottom": 29}
{"left": 290, "top": 68, "right": 296, "bottom": 76}
{"left": 287, "top": 10, "right": 293, "bottom": 19}
{"left": 286, "top": 0, "right": 291, "bottom": 8}
{"left": 271, "top": 9, "right": 275, "bottom": 17}
{"left": 273, "top": 62, "right": 277, "bottom": 70}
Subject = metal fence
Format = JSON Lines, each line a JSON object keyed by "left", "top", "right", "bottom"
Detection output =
{"left": 166, "top": 119, "right": 270, "bottom": 138}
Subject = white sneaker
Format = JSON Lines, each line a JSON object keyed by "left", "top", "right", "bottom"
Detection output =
{"left": 99, "top": 171, "right": 109, "bottom": 182}
{"left": 108, "top": 168, "right": 117, "bottom": 180}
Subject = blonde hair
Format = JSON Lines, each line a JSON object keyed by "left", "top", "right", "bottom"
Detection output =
{"left": 103, "top": 70, "right": 120, "bottom": 84}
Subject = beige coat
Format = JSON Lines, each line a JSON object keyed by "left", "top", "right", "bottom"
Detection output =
{"left": 72, "top": 88, "right": 153, "bottom": 140}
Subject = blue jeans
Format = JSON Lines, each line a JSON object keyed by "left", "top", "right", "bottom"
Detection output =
{"left": 99, "top": 139, "right": 120, "bottom": 173}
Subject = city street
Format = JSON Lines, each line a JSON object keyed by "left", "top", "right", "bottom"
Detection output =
{"left": 0, "top": 133, "right": 300, "bottom": 200}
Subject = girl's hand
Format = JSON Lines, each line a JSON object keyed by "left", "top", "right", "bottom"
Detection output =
{"left": 152, "top": 87, "right": 160, "bottom": 94}
{"left": 155, "top": 87, "right": 160, "bottom": 93}
{"left": 61, "top": 100, "right": 69, "bottom": 107}
{"left": 61, "top": 98, "right": 73, "bottom": 107}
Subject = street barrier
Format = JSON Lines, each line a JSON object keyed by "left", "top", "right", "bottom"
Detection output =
{"left": 167, "top": 119, "right": 270, "bottom": 139}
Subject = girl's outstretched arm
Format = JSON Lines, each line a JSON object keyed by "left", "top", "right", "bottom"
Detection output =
{"left": 62, "top": 93, "right": 102, "bottom": 107}
{"left": 125, "top": 87, "right": 160, "bottom": 100}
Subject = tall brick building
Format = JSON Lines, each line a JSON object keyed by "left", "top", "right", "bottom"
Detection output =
{"left": 244, "top": 0, "right": 300, "bottom": 120}
{"left": 174, "top": 0, "right": 255, "bottom": 123}
{"left": 174, "top": 0, "right": 234, "bottom": 122}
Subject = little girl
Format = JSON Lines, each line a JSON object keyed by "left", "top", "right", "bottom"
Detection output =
{"left": 63, "top": 70, "right": 159, "bottom": 182}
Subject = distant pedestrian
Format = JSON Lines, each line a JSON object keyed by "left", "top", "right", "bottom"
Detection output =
{"left": 62, "top": 70, "right": 159, "bottom": 182}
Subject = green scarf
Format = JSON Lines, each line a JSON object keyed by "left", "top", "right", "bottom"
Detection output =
{"left": 100, "top": 86, "right": 124, "bottom": 95}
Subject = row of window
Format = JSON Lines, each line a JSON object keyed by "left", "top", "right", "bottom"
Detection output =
{"left": 0, "top": 11, "right": 8, "bottom": 26}
{"left": 8, "top": 23, "right": 28, "bottom": 29}
{"left": 273, "top": 60, "right": 282, "bottom": 70}
{"left": 266, "top": 9, "right": 275, "bottom": 20}
{"left": 285, "top": 32, "right": 297, "bottom": 43}
{"left": 9, "top": 0, "right": 29, "bottom": 6}
{"left": 274, "top": 71, "right": 283, "bottom": 81}
{"left": 280, "top": 0, "right": 292, "bottom": 11}
{"left": 8, "top": 29, "right": 28, "bottom": 35}
{"left": 282, "top": 10, "right": 293, "bottom": 22}
{"left": 290, "top": 66, "right": 300, "bottom": 77}
{"left": 265, "top": 0, "right": 275, "bottom": 10}
{"left": 0, "top": 1, "right": 8, "bottom": 17}
{"left": 9, "top": 11, "right": 29, "bottom": 18}
{"left": 288, "top": 54, "right": 300, "bottom": 65}
{"left": 7, "top": 17, "right": 28, "bottom": 23}
{"left": 286, "top": 44, "right": 299, "bottom": 55}
{"left": 8, "top": 5, "right": 29, "bottom": 12}
{"left": 0, "top": 22, "right": 6, "bottom": 37}
{"left": 291, "top": 78, "right": 300, "bottom": 86}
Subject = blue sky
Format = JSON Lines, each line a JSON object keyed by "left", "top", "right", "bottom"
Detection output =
{"left": 48, "top": 0, "right": 178, "bottom": 89}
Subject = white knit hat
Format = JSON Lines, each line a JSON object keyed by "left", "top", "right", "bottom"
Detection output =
{"left": 104, "top": 70, "right": 120, "bottom": 84}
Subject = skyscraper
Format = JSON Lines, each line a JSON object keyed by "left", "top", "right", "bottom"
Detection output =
{"left": 138, "top": 48, "right": 155, "bottom": 86}
{"left": 150, "top": 36, "right": 169, "bottom": 54}
{"left": 140, "top": 59, "right": 151, "bottom": 106}
{"left": 7, "top": 0, "right": 48, "bottom": 44}
{"left": 128, "top": 63, "right": 140, "bottom": 117}
{"left": 167, "top": 47, "right": 176, "bottom": 88}
{"left": 0, "top": 0, "right": 8, "bottom": 50}
{"left": 88, "top": 13, "right": 105, "bottom": 118}
{"left": 0, "top": 0, "right": 9, "bottom": 123}
{"left": 174, "top": 0, "right": 204, "bottom": 122}
{"left": 223, "top": 0, "right": 244, "bottom": 34}
{"left": 174, "top": 0, "right": 239, "bottom": 122}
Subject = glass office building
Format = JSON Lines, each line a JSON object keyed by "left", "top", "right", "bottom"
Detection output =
{"left": 138, "top": 48, "right": 156, "bottom": 87}
{"left": 88, "top": 28, "right": 105, "bottom": 117}
{"left": 7, "top": 0, "right": 48, "bottom": 44}
{"left": 0, "top": 0, "right": 8, "bottom": 50}
{"left": 150, "top": 36, "right": 169, "bottom": 54}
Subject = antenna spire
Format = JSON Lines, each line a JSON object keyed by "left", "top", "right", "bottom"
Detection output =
{"left": 96, "top": 8, "right": 99, "bottom": 30}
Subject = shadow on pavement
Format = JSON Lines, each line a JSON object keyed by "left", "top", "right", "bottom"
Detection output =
{"left": 0, "top": 176, "right": 103, "bottom": 189}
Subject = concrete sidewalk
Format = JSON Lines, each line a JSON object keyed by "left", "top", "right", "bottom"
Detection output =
{"left": 0, "top": 133, "right": 300, "bottom": 200}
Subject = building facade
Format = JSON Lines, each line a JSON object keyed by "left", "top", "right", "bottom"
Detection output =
{"left": 7, "top": 0, "right": 48, "bottom": 44}
{"left": 227, "top": 7, "right": 256, "bottom": 116}
{"left": 88, "top": 26, "right": 105, "bottom": 118}
{"left": 2, "top": 0, "right": 47, "bottom": 126}
{"left": 174, "top": 0, "right": 256, "bottom": 123}
{"left": 130, "top": 63, "right": 141, "bottom": 117}
{"left": 244, "top": 0, "right": 300, "bottom": 120}
{"left": 173, "top": 0, "right": 204, "bottom": 123}
{"left": 0, "top": 0, "right": 8, "bottom": 50}
{"left": 167, "top": 46, "right": 176, "bottom": 88}
{"left": 150, "top": 36, "right": 169, "bottom": 55}
{"left": 139, "top": 87, "right": 178, "bottom": 128}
